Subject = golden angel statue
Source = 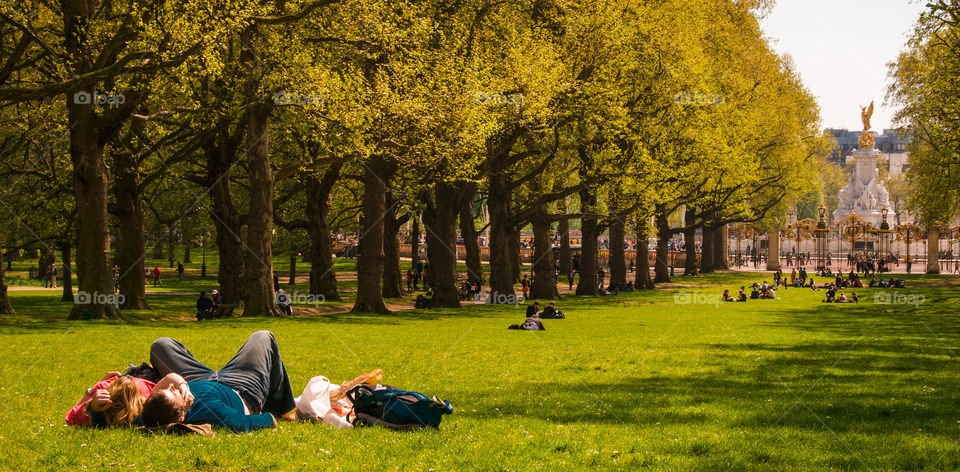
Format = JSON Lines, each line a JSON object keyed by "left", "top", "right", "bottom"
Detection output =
{"left": 860, "top": 101, "right": 873, "bottom": 131}
{"left": 858, "top": 101, "right": 875, "bottom": 149}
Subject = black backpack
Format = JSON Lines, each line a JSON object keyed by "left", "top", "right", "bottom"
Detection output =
{"left": 347, "top": 384, "right": 453, "bottom": 431}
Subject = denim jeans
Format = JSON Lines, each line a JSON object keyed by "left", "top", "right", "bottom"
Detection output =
{"left": 150, "top": 331, "right": 296, "bottom": 417}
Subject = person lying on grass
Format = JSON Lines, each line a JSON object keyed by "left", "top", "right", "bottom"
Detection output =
{"left": 140, "top": 330, "right": 297, "bottom": 432}
{"left": 67, "top": 372, "right": 155, "bottom": 427}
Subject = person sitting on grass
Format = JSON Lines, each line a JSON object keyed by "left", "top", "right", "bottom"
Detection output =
{"left": 539, "top": 301, "right": 565, "bottom": 319}
{"left": 140, "top": 331, "right": 297, "bottom": 432}
{"left": 737, "top": 287, "right": 748, "bottom": 302}
{"left": 459, "top": 281, "right": 472, "bottom": 301}
{"left": 722, "top": 289, "right": 733, "bottom": 302}
{"left": 276, "top": 288, "right": 293, "bottom": 316}
{"left": 211, "top": 289, "right": 224, "bottom": 307}
{"left": 750, "top": 286, "right": 760, "bottom": 299}
{"left": 837, "top": 292, "right": 848, "bottom": 303}
{"left": 824, "top": 284, "right": 836, "bottom": 303}
{"left": 526, "top": 301, "right": 540, "bottom": 318}
{"left": 196, "top": 291, "right": 214, "bottom": 320}
{"left": 809, "top": 278, "right": 817, "bottom": 290}
{"left": 849, "top": 292, "right": 859, "bottom": 303}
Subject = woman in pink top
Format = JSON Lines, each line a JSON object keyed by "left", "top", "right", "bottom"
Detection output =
{"left": 66, "top": 372, "right": 155, "bottom": 427}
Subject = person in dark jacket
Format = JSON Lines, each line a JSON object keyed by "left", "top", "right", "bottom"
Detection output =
{"left": 525, "top": 302, "right": 540, "bottom": 318}
{"left": 196, "top": 291, "right": 214, "bottom": 319}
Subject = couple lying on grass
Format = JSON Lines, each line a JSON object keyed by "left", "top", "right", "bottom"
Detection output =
{"left": 67, "top": 331, "right": 303, "bottom": 433}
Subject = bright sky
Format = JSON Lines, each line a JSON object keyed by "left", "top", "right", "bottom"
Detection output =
{"left": 760, "top": 0, "right": 927, "bottom": 131}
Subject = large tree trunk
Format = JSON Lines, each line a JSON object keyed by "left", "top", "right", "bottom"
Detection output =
{"left": 0, "top": 246, "right": 14, "bottom": 314}
{"left": 67, "top": 101, "right": 120, "bottom": 320}
{"left": 558, "top": 210, "right": 571, "bottom": 277}
{"left": 654, "top": 205, "right": 671, "bottom": 284}
{"left": 352, "top": 155, "right": 391, "bottom": 314}
{"left": 306, "top": 163, "right": 342, "bottom": 300}
{"left": 382, "top": 192, "right": 405, "bottom": 299}
{"left": 288, "top": 251, "right": 297, "bottom": 286}
{"left": 634, "top": 217, "right": 654, "bottom": 290}
{"left": 927, "top": 228, "right": 940, "bottom": 274}
{"left": 701, "top": 225, "right": 715, "bottom": 274}
{"left": 459, "top": 184, "right": 483, "bottom": 286}
{"left": 242, "top": 102, "right": 281, "bottom": 316}
{"left": 715, "top": 224, "right": 730, "bottom": 270}
{"left": 114, "top": 147, "right": 150, "bottom": 310}
{"left": 182, "top": 223, "right": 192, "bottom": 264}
{"left": 410, "top": 212, "right": 421, "bottom": 273}
{"left": 60, "top": 241, "right": 74, "bottom": 302}
{"left": 608, "top": 219, "right": 627, "bottom": 290}
{"left": 487, "top": 180, "right": 516, "bottom": 299}
{"left": 530, "top": 207, "right": 559, "bottom": 299}
{"left": 151, "top": 229, "right": 165, "bottom": 259}
{"left": 683, "top": 209, "right": 698, "bottom": 276}
{"left": 510, "top": 228, "right": 522, "bottom": 283}
{"left": 576, "top": 215, "right": 600, "bottom": 295}
{"left": 422, "top": 182, "right": 461, "bottom": 308}
{"left": 206, "top": 131, "right": 245, "bottom": 304}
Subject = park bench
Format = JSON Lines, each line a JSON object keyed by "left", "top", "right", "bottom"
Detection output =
{"left": 197, "top": 304, "right": 236, "bottom": 321}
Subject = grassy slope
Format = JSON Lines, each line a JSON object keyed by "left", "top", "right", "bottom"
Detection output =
{"left": 1, "top": 272, "right": 958, "bottom": 471}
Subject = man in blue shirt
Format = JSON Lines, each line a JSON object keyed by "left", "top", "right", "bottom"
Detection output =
{"left": 141, "top": 331, "right": 296, "bottom": 432}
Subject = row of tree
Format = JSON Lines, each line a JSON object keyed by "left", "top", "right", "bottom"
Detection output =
{"left": 888, "top": 1, "right": 960, "bottom": 226}
{"left": 0, "top": 0, "right": 829, "bottom": 318}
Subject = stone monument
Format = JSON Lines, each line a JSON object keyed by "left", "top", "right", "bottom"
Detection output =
{"left": 833, "top": 101, "right": 894, "bottom": 226}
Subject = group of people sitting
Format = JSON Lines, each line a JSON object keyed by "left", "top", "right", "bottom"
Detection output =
{"left": 458, "top": 279, "right": 483, "bottom": 301}
{"left": 869, "top": 277, "right": 907, "bottom": 289}
{"left": 67, "top": 331, "right": 301, "bottom": 432}
{"left": 722, "top": 281, "right": 778, "bottom": 302}
{"left": 509, "top": 301, "right": 565, "bottom": 330}
{"left": 823, "top": 284, "right": 860, "bottom": 303}
{"left": 195, "top": 290, "right": 226, "bottom": 320}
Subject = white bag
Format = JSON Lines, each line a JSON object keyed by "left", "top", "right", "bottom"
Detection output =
{"left": 295, "top": 375, "right": 353, "bottom": 429}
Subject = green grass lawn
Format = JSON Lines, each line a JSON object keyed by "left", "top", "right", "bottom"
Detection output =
{"left": 1, "top": 272, "right": 959, "bottom": 470}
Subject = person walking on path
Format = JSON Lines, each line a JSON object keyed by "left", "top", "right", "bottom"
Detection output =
{"left": 177, "top": 262, "right": 184, "bottom": 282}
{"left": 153, "top": 266, "right": 162, "bottom": 286}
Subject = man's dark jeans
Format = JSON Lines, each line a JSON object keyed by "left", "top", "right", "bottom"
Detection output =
{"left": 150, "top": 330, "right": 296, "bottom": 417}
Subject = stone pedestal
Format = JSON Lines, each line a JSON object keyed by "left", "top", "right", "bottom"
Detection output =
{"left": 833, "top": 148, "right": 893, "bottom": 227}
{"left": 766, "top": 229, "right": 781, "bottom": 271}
{"left": 927, "top": 228, "right": 940, "bottom": 274}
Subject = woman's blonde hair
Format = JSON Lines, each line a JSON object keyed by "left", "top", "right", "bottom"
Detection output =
{"left": 104, "top": 376, "right": 146, "bottom": 427}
